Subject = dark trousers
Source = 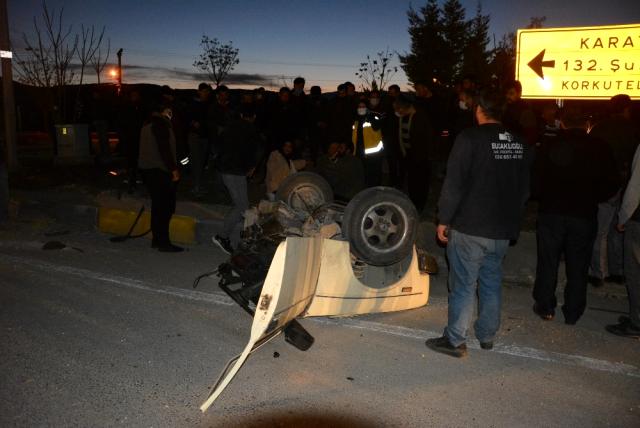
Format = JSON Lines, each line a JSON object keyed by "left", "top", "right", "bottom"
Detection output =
{"left": 363, "top": 153, "right": 384, "bottom": 187}
{"left": 400, "top": 155, "right": 430, "bottom": 212}
{"left": 533, "top": 213, "right": 597, "bottom": 322}
{"left": 141, "top": 168, "right": 176, "bottom": 246}
{"left": 122, "top": 131, "right": 140, "bottom": 187}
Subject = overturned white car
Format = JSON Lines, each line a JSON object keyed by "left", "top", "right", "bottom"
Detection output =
{"left": 197, "top": 172, "right": 435, "bottom": 411}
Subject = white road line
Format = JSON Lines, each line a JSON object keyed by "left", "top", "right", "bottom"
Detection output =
{"left": 2, "top": 253, "right": 638, "bottom": 379}
{"left": 0, "top": 253, "right": 234, "bottom": 307}
{"left": 312, "top": 318, "right": 640, "bottom": 378}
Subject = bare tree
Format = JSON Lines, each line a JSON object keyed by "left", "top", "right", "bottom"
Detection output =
{"left": 193, "top": 35, "right": 239, "bottom": 88}
{"left": 90, "top": 37, "right": 110, "bottom": 84}
{"left": 12, "top": 1, "right": 78, "bottom": 122}
{"left": 13, "top": 22, "right": 54, "bottom": 87}
{"left": 77, "top": 24, "right": 105, "bottom": 86}
{"left": 13, "top": 1, "right": 77, "bottom": 88}
{"left": 41, "top": 2, "right": 77, "bottom": 89}
{"left": 355, "top": 48, "right": 398, "bottom": 91}
{"left": 74, "top": 24, "right": 105, "bottom": 120}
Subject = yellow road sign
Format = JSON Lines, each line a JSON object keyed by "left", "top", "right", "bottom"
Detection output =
{"left": 516, "top": 24, "right": 640, "bottom": 99}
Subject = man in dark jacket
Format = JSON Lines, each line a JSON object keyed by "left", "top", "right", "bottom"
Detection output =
{"left": 393, "top": 95, "right": 434, "bottom": 212}
{"left": 607, "top": 144, "right": 640, "bottom": 338}
{"left": 138, "top": 105, "right": 182, "bottom": 252}
{"left": 329, "top": 84, "right": 356, "bottom": 146}
{"left": 589, "top": 94, "right": 640, "bottom": 286}
{"left": 532, "top": 107, "right": 618, "bottom": 324}
{"left": 187, "top": 83, "right": 212, "bottom": 195}
{"left": 207, "top": 85, "right": 234, "bottom": 157}
{"left": 267, "top": 87, "right": 298, "bottom": 152}
{"left": 383, "top": 85, "right": 402, "bottom": 188}
{"left": 502, "top": 80, "right": 537, "bottom": 146}
{"left": 212, "top": 104, "right": 263, "bottom": 254}
{"left": 118, "top": 89, "right": 147, "bottom": 192}
{"left": 427, "top": 91, "right": 531, "bottom": 358}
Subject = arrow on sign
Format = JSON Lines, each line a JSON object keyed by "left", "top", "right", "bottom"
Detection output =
{"left": 528, "top": 49, "right": 555, "bottom": 79}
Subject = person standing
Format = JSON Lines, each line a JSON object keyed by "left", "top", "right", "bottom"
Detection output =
{"left": 531, "top": 107, "right": 618, "bottom": 324}
{"left": 267, "top": 87, "right": 297, "bottom": 152}
{"left": 138, "top": 105, "right": 182, "bottom": 253}
{"left": 212, "top": 104, "right": 263, "bottom": 254}
{"left": 187, "top": 83, "right": 212, "bottom": 196}
{"left": 307, "top": 85, "right": 328, "bottom": 159}
{"left": 393, "top": 95, "right": 434, "bottom": 213}
{"left": 606, "top": 144, "right": 640, "bottom": 338}
{"left": 426, "top": 92, "right": 531, "bottom": 358}
{"left": 382, "top": 85, "right": 402, "bottom": 188}
{"left": 352, "top": 100, "right": 384, "bottom": 187}
{"left": 207, "top": 85, "right": 234, "bottom": 161}
{"left": 118, "top": 89, "right": 147, "bottom": 192}
{"left": 589, "top": 94, "right": 640, "bottom": 287}
{"left": 329, "top": 84, "right": 355, "bottom": 145}
{"left": 502, "top": 80, "right": 537, "bottom": 146}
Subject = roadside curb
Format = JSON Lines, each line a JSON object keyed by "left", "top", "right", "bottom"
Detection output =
{"left": 17, "top": 196, "right": 224, "bottom": 246}
{"left": 14, "top": 194, "right": 629, "bottom": 299}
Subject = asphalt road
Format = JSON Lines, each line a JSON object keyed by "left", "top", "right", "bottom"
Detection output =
{"left": 0, "top": 218, "right": 638, "bottom": 427}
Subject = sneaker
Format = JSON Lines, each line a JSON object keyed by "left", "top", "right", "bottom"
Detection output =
{"left": 157, "top": 243, "right": 184, "bottom": 253}
{"left": 480, "top": 341, "right": 494, "bottom": 350}
{"left": 425, "top": 336, "right": 468, "bottom": 358}
{"left": 212, "top": 235, "right": 233, "bottom": 255}
{"left": 605, "top": 322, "right": 640, "bottom": 339}
{"left": 533, "top": 303, "right": 554, "bottom": 321}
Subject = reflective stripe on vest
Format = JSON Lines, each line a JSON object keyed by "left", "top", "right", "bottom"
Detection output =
{"left": 352, "top": 120, "right": 384, "bottom": 155}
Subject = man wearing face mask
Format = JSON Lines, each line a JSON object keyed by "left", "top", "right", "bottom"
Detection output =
{"left": 393, "top": 95, "right": 434, "bottom": 212}
{"left": 383, "top": 85, "right": 402, "bottom": 188}
{"left": 428, "top": 91, "right": 531, "bottom": 357}
{"left": 352, "top": 100, "right": 384, "bottom": 186}
{"left": 138, "top": 104, "right": 182, "bottom": 252}
{"left": 452, "top": 88, "right": 476, "bottom": 139}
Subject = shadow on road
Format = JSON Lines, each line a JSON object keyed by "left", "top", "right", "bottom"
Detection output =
{"left": 220, "top": 411, "right": 376, "bottom": 427}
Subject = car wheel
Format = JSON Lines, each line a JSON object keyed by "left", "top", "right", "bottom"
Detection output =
{"left": 342, "top": 187, "right": 418, "bottom": 266}
{"left": 276, "top": 172, "right": 334, "bottom": 213}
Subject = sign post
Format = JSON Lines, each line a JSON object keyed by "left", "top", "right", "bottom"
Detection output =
{"left": 0, "top": 0, "right": 18, "bottom": 170}
{"left": 516, "top": 23, "right": 640, "bottom": 99}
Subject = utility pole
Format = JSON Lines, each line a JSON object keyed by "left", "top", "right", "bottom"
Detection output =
{"left": 116, "top": 48, "right": 123, "bottom": 95}
{"left": 0, "top": 0, "right": 18, "bottom": 171}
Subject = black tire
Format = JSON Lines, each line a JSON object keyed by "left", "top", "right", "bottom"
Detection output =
{"left": 342, "top": 187, "right": 418, "bottom": 266}
{"left": 276, "top": 172, "right": 334, "bottom": 213}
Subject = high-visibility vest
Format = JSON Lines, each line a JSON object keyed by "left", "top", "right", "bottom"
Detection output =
{"left": 352, "top": 120, "right": 384, "bottom": 156}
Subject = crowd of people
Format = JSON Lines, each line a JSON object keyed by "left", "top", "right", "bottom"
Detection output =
{"left": 115, "top": 75, "right": 639, "bottom": 347}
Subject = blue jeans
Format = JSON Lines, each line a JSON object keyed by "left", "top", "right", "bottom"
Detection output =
{"left": 590, "top": 196, "right": 624, "bottom": 278}
{"left": 444, "top": 230, "right": 509, "bottom": 346}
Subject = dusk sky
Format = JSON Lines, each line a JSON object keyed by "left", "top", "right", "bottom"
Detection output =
{"left": 8, "top": 0, "right": 640, "bottom": 90}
